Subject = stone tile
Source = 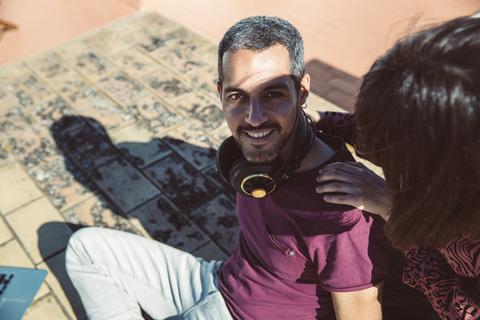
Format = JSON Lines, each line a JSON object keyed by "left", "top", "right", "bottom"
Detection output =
{"left": 0, "top": 138, "right": 12, "bottom": 163}
{"left": 5, "top": 74, "right": 57, "bottom": 108}
{"left": 7, "top": 125, "right": 60, "bottom": 170}
{"left": 190, "top": 242, "right": 229, "bottom": 262}
{"left": 191, "top": 43, "right": 218, "bottom": 69}
{"left": 103, "top": 16, "right": 144, "bottom": 39}
{"left": 46, "top": 71, "right": 103, "bottom": 105}
{"left": 202, "top": 165, "right": 236, "bottom": 199}
{"left": 162, "top": 122, "right": 217, "bottom": 171}
{"left": 186, "top": 66, "right": 219, "bottom": 98}
{"left": 129, "top": 195, "right": 208, "bottom": 251}
{"left": 0, "top": 217, "right": 13, "bottom": 245}
{"left": 91, "top": 157, "right": 160, "bottom": 213}
{"left": 97, "top": 71, "right": 148, "bottom": 104}
{"left": 133, "top": 11, "right": 180, "bottom": 35}
{"left": 0, "top": 161, "right": 42, "bottom": 214}
{"left": 110, "top": 122, "right": 172, "bottom": 168}
{"left": 81, "top": 29, "right": 129, "bottom": 56}
{"left": 174, "top": 93, "right": 224, "bottom": 131}
{"left": 0, "top": 97, "right": 35, "bottom": 137}
{"left": 73, "top": 96, "right": 133, "bottom": 132}
{"left": 126, "top": 94, "right": 185, "bottom": 135}
{"left": 142, "top": 69, "right": 193, "bottom": 104}
{"left": 151, "top": 47, "right": 205, "bottom": 76}
{"left": 129, "top": 29, "right": 170, "bottom": 53}
{"left": 23, "top": 294, "right": 69, "bottom": 320}
{"left": 64, "top": 196, "right": 133, "bottom": 231}
{"left": 25, "top": 51, "right": 77, "bottom": 81}
{"left": 38, "top": 252, "right": 87, "bottom": 320}
{"left": 6, "top": 197, "right": 72, "bottom": 264}
{"left": 144, "top": 153, "right": 219, "bottom": 212}
{"left": 29, "top": 97, "right": 75, "bottom": 128}
{"left": 163, "top": 27, "right": 212, "bottom": 54}
{"left": 110, "top": 47, "right": 160, "bottom": 78}
{"left": 0, "top": 239, "right": 35, "bottom": 267}
{"left": 0, "top": 62, "right": 33, "bottom": 86}
{"left": 50, "top": 118, "right": 119, "bottom": 172}
{"left": 55, "top": 40, "right": 90, "bottom": 62}
{"left": 29, "top": 157, "right": 94, "bottom": 211}
{"left": 306, "top": 94, "right": 345, "bottom": 112}
{"left": 187, "top": 195, "right": 239, "bottom": 254}
{"left": 71, "top": 49, "right": 118, "bottom": 80}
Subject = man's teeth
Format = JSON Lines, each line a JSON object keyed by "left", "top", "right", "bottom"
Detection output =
{"left": 247, "top": 130, "right": 271, "bottom": 138}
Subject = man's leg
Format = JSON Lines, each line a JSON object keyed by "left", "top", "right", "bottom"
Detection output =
{"left": 65, "top": 227, "right": 230, "bottom": 320}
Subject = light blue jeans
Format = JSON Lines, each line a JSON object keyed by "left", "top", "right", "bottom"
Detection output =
{"left": 65, "top": 227, "right": 233, "bottom": 320}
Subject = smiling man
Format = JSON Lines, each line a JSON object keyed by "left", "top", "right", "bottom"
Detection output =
{"left": 65, "top": 16, "right": 389, "bottom": 320}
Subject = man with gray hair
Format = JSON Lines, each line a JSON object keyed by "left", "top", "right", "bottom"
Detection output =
{"left": 66, "top": 16, "right": 388, "bottom": 319}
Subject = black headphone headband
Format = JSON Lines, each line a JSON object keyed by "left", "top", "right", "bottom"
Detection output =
{"left": 216, "top": 110, "right": 315, "bottom": 198}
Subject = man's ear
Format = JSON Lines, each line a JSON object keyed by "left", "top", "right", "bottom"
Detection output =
{"left": 217, "top": 81, "right": 223, "bottom": 101}
{"left": 299, "top": 74, "right": 310, "bottom": 105}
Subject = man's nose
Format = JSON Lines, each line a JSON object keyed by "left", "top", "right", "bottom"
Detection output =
{"left": 245, "top": 98, "right": 267, "bottom": 127}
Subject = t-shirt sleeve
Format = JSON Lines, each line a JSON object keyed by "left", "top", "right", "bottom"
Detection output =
{"left": 312, "top": 210, "right": 389, "bottom": 292}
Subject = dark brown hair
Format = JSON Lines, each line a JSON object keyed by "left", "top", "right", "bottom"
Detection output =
{"left": 355, "top": 16, "right": 480, "bottom": 250}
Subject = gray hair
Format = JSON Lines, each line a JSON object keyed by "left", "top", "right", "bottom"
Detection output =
{"left": 217, "top": 16, "right": 305, "bottom": 89}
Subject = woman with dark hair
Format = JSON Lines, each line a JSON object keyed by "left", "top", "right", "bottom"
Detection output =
{"left": 313, "top": 16, "right": 480, "bottom": 320}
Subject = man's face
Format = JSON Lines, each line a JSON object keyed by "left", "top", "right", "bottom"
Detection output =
{"left": 218, "top": 45, "right": 309, "bottom": 163}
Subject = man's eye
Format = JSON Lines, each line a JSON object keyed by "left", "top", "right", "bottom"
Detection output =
{"left": 266, "top": 92, "right": 283, "bottom": 98}
{"left": 229, "top": 93, "right": 243, "bottom": 100}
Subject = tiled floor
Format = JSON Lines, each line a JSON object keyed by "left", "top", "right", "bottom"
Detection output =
{"left": 0, "top": 11, "right": 347, "bottom": 319}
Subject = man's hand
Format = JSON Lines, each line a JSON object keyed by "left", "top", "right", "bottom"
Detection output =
{"left": 315, "top": 161, "right": 391, "bottom": 221}
{"left": 332, "top": 283, "right": 383, "bottom": 320}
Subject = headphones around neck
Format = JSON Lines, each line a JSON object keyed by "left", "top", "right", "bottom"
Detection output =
{"left": 216, "top": 110, "right": 315, "bottom": 198}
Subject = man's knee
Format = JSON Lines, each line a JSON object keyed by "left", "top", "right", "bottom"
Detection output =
{"left": 66, "top": 227, "right": 104, "bottom": 266}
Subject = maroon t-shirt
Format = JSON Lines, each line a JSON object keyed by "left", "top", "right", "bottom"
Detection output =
{"left": 218, "top": 134, "right": 389, "bottom": 319}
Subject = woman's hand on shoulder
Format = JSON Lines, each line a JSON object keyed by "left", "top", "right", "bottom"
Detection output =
{"left": 316, "top": 161, "right": 391, "bottom": 221}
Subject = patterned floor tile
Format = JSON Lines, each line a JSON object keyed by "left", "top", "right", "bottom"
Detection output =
{"left": 129, "top": 195, "right": 208, "bottom": 252}
{"left": 186, "top": 66, "right": 219, "bottom": 99}
{"left": 90, "top": 157, "right": 160, "bottom": 213}
{"left": 29, "top": 97, "right": 75, "bottom": 128}
{"left": 151, "top": 47, "right": 206, "bottom": 76}
{"left": 132, "top": 11, "right": 180, "bottom": 35}
{"left": 186, "top": 195, "right": 239, "bottom": 254}
{"left": 5, "top": 73, "right": 58, "bottom": 108}
{"left": 29, "top": 157, "right": 95, "bottom": 211}
{"left": 63, "top": 195, "right": 133, "bottom": 231}
{"left": 126, "top": 94, "right": 185, "bottom": 135}
{"left": 110, "top": 47, "right": 160, "bottom": 78}
{"left": 7, "top": 125, "right": 60, "bottom": 170}
{"left": 25, "top": 51, "right": 77, "bottom": 81}
{"left": 110, "top": 122, "right": 172, "bottom": 168}
{"left": 141, "top": 69, "right": 193, "bottom": 104}
{"left": 50, "top": 116, "right": 119, "bottom": 172}
{"left": 97, "top": 71, "right": 148, "bottom": 104}
{"left": 163, "top": 121, "right": 217, "bottom": 171}
{"left": 81, "top": 29, "right": 130, "bottom": 56}
{"left": 174, "top": 93, "right": 225, "bottom": 131}
{"left": 73, "top": 97, "right": 133, "bottom": 132}
{"left": 71, "top": 49, "right": 118, "bottom": 81}
{"left": 144, "top": 153, "right": 219, "bottom": 212}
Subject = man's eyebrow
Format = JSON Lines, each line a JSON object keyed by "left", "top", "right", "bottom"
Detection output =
{"left": 262, "top": 83, "right": 291, "bottom": 92}
{"left": 223, "top": 86, "right": 247, "bottom": 94}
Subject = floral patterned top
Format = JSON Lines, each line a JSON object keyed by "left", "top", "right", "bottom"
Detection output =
{"left": 322, "top": 111, "right": 480, "bottom": 320}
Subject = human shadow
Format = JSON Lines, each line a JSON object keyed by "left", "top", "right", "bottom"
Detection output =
{"left": 37, "top": 114, "right": 238, "bottom": 318}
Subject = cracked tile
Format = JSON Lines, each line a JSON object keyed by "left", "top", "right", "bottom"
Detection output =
{"left": 110, "top": 122, "right": 172, "bottom": 168}
{"left": 163, "top": 122, "right": 217, "bottom": 170}
{"left": 144, "top": 153, "right": 219, "bottom": 212}
{"left": 187, "top": 195, "right": 239, "bottom": 254}
{"left": 98, "top": 71, "right": 148, "bottom": 104}
{"left": 90, "top": 157, "right": 160, "bottom": 213}
{"left": 142, "top": 70, "right": 193, "bottom": 104}
{"left": 126, "top": 94, "right": 184, "bottom": 135}
{"left": 129, "top": 195, "right": 208, "bottom": 251}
